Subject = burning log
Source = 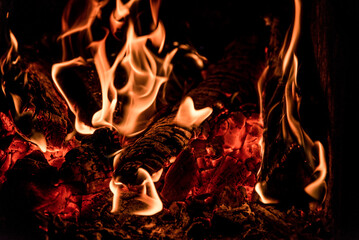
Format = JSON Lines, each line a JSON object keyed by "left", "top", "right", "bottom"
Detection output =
{"left": 112, "top": 112, "right": 191, "bottom": 184}
{"left": 1, "top": 46, "right": 73, "bottom": 152}
{"left": 0, "top": 29, "right": 75, "bottom": 185}
{"left": 112, "top": 35, "right": 265, "bottom": 205}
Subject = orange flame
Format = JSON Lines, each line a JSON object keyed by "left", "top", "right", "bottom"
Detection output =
{"left": 255, "top": 0, "right": 327, "bottom": 203}
{"left": 110, "top": 151, "right": 163, "bottom": 215}
{"left": 174, "top": 97, "right": 213, "bottom": 129}
{"left": 52, "top": 0, "right": 213, "bottom": 216}
{"left": 1, "top": 30, "right": 20, "bottom": 76}
{"left": 255, "top": 182, "right": 279, "bottom": 204}
{"left": 51, "top": 57, "right": 95, "bottom": 134}
{"left": 52, "top": 0, "right": 177, "bottom": 136}
{"left": 110, "top": 168, "right": 163, "bottom": 216}
{"left": 284, "top": 55, "right": 327, "bottom": 201}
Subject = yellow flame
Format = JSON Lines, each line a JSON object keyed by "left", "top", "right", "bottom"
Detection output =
{"left": 174, "top": 97, "right": 213, "bottom": 129}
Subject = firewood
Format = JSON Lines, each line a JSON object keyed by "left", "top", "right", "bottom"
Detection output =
{"left": 60, "top": 128, "right": 116, "bottom": 193}
{"left": 113, "top": 36, "right": 265, "bottom": 185}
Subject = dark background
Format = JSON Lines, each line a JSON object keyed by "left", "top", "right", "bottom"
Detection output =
{"left": 0, "top": 0, "right": 295, "bottom": 61}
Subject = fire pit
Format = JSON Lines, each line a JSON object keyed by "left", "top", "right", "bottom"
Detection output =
{"left": 1, "top": 0, "right": 357, "bottom": 239}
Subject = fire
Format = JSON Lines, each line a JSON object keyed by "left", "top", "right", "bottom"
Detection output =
{"left": 1, "top": 31, "right": 48, "bottom": 152}
{"left": 255, "top": 182, "right": 279, "bottom": 204}
{"left": 52, "top": 0, "right": 212, "bottom": 216}
{"left": 255, "top": 0, "right": 327, "bottom": 203}
{"left": 109, "top": 150, "right": 163, "bottom": 215}
{"left": 0, "top": 30, "right": 19, "bottom": 76}
{"left": 174, "top": 96, "right": 213, "bottom": 129}
{"left": 110, "top": 167, "right": 163, "bottom": 216}
{"left": 52, "top": 0, "right": 178, "bottom": 136}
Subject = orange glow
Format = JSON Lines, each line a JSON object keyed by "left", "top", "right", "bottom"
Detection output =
{"left": 174, "top": 97, "right": 213, "bottom": 129}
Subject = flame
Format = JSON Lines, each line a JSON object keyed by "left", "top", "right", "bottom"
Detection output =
{"left": 9, "top": 92, "right": 47, "bottom": 152}
{"left": 255, "top": 0, "right": 327, "bottom": 203}
{"left": 53, "top": 0, "right": 212, "bottom": 216}
{"left": 255, "top": 182, "right": 279, "bottom": 204}
{"left": 110, "top": 0, "right": 136, "bottom": 38}
{"left": 1, "top": 30, "right": 20, "bottom": 95}
{"left": 90, "top": 20, "right": 177, "bottom": 136}
{"left": 282, "top": 55, "right": 327, "bottom": 201}
{"left": 0, "top": 32, "right": 47, "bottom": 152}
{"left": 1, "top": 30, "right": 20, "bottom": 76}
{"left": 52, "top": 0, "right": 177, "bottom": 136}
{"left": 110, "top": 168, "right": 163, "bottom": 216}
{"left": 51, "top": 57, "right": 96, "bottom": 134}
{"left": 174, "top": 97, "right": 213, "bottom": 129}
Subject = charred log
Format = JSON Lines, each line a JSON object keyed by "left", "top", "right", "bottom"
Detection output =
{"left": 1, "top": 50, "right": 73, "bottom": 151}
{"left": 60, "top": 128, "right": 117, "bottom": 193}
